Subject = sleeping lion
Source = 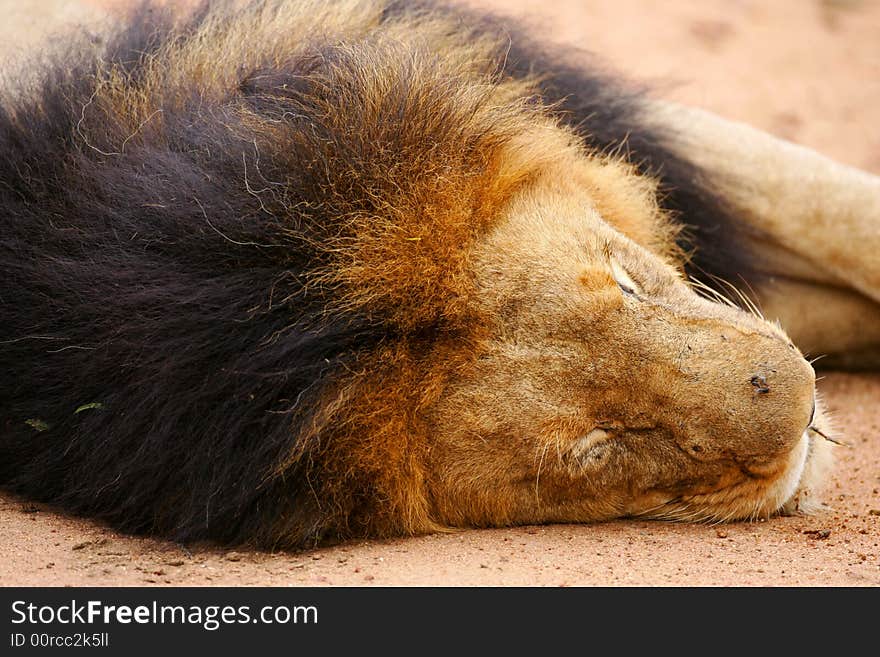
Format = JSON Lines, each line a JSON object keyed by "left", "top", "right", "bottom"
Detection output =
{"left": 1, "top": 0, "right": 877, "bottom": 549}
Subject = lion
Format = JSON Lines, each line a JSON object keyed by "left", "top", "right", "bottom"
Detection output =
{"left": 0, "top": 0, "right": 876, "bottom": 550}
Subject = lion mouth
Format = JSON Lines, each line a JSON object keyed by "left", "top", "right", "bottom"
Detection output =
{"left": 639, "top": 429, "right": 823, "bottom": 523}
{"left": 665, "top": 389, "right": 841, "bottom": 523}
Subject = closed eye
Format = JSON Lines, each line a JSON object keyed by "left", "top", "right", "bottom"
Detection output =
{"left": 609, "top": 256, "right": 642, "bottom": 296}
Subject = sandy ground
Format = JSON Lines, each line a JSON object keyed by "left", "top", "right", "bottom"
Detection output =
{"left": 0, "top": 0, "right": 878, "bottom": 587}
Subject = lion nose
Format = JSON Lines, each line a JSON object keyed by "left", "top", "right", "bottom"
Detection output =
{"left": 749, "top": 374, "right": 770, "bottom": 394}
{"left": 745, "top": 347, "right": 816, "bottom": 448}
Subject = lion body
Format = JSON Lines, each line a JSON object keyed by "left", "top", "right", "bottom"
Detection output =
{"left": 0, "top": 0, "right": 861, "bottom": 548}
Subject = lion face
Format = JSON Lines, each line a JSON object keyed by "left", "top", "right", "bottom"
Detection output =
{"left": 423, "top": 163, "right": 833, "bottom": 528}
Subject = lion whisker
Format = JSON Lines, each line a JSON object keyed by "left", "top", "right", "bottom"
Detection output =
{"left": 808, "top": 425, "right": 846, "bottom": 446}
{"left": 708, "top": 273, "right": 765, "bottom": 320}
{"left": 736, "top": 274, "right": 766, "bottom": 320}
{"left": 688, "top": 275, "right": 738, "bottom": 309}
{"left": 630, "top": 498, "right": 676, "bottom": 518}
{"left": 647, "top": 500, "right": 713, "bottom": 524}
{"left": 534, "top": 441, "right": 551, "bottom": 507}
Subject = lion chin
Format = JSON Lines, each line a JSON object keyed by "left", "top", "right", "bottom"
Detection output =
{"left": 638, "top": 424, "right": 836, "bottom": 524}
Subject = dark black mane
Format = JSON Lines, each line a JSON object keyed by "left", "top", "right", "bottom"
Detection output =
{"left": 0, "top": 2, "right": 386, "bottom": 546}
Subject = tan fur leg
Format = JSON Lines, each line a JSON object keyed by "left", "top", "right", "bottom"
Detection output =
{"left": 759, "top": 278, "right": 880, "bottom": 368}
{"left": 647, "top": 101, "right": 880, "bottom": 363}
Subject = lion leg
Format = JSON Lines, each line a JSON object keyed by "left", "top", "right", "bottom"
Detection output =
{"left": 648, "top": 101, "right": 880, "bottom": 366}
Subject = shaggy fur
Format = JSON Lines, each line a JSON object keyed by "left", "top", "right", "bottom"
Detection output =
{"left": 0, "top": 0, "right": 814, "bottom": 548}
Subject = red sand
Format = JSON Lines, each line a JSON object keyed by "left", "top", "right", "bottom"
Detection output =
{"left": 0, "top": 0, "right": 877, "bottom": 586}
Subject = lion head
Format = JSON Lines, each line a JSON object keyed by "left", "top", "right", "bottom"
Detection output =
{"left": 423, "top": 152, "right": 834, "bottom": 529}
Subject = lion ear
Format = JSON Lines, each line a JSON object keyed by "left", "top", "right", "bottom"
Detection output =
{"left": 566, "top": 428, "right": 615, "bottom": 466}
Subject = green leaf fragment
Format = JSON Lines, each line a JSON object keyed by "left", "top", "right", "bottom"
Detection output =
{"left": 74, "top": 402, "right": 104, "bottom": 414}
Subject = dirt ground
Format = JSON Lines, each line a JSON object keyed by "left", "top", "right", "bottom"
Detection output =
{"left": 0, "top": 0, "right": 878, "bottom": 587}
